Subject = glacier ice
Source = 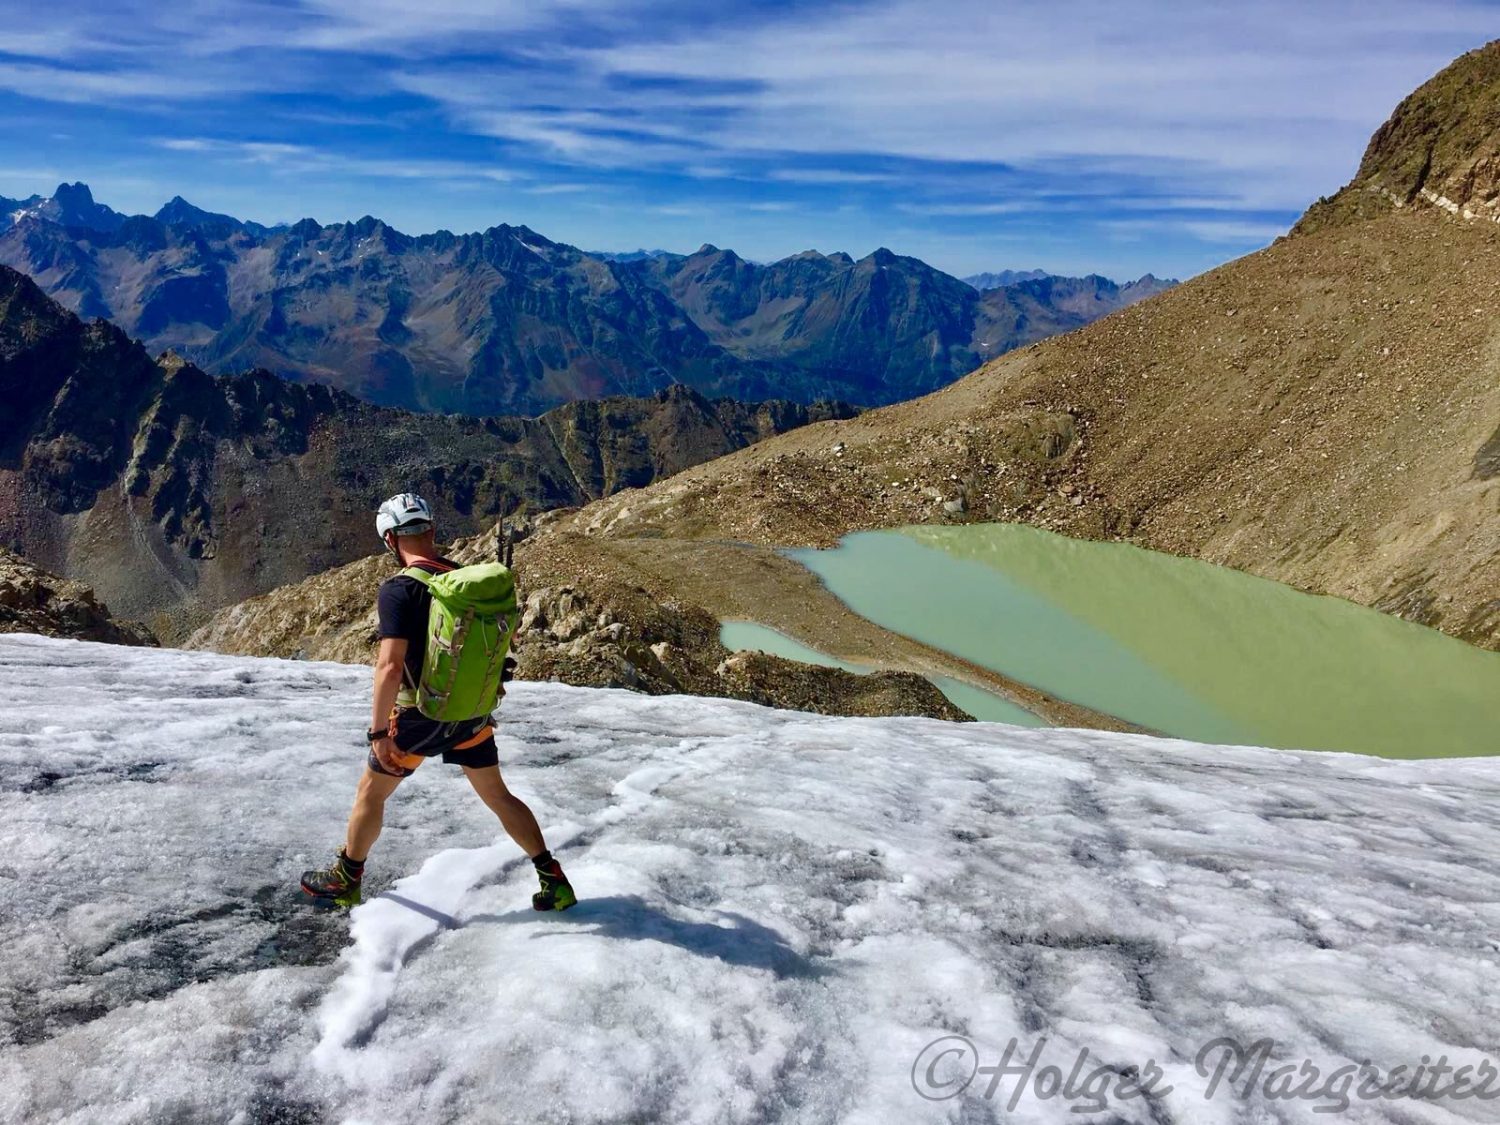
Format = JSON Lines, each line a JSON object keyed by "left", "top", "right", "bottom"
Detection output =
{"left": 1, "top": 634, "right": 1498, "bottom": 1123}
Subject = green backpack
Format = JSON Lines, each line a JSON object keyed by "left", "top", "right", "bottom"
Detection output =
{"left": 397, "top": 563, "right": 519, "bottom": 721}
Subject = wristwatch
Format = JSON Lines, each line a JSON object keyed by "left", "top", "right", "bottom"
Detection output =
{"left": 366, "top": 728, "right": 390, "bottom": 743}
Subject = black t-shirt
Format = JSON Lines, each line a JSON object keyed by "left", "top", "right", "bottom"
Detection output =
{"left": 377, "top": 558, "right": 458, "bottom": 688}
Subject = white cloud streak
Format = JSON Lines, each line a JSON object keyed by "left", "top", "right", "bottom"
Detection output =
{"left": 152, "top": 137, "right": 516, "bottom": 181}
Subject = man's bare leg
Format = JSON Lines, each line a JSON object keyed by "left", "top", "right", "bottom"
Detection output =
{"left": 345, "top": 766, "right": 406, "bottom": 862}
{"left": 462, "top": 764, "right": 546, "bottom": 857}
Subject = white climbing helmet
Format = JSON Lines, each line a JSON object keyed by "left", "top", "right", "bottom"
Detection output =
{"left": 376, "top": 493, "right": 434, "bottom": 548}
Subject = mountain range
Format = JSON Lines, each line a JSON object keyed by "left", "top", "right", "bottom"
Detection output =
{"left": 962, "top": 269, "right": 1050, "bottom": 290}
{"left": 0, "top": 185, "right": 1172, "bottom": 416}
{"left": 0, "top": 264, "right": 852, "bottom": 637}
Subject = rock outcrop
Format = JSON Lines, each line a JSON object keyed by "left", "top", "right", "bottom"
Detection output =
{"left": 0, "top": 548, "right": 155, "bottom": 645}
{"left": 1297, "top": 40, "right": 1500, "bottom": 232}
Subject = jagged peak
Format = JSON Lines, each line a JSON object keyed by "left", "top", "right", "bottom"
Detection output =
{"left": 1126, "top": 273, "right": 1177, "bottom": 290}
{"left": 52, "top": 181, "right": 95, "bottom": 206}
{"left": 155, "top": 348, "right": 194, "bottom": 375}
{"left": 155, "top": 196, "right": 237, "bottom": 228}
{"left": 0, "top": 264, "right": 73, "bottom": 325}
{"left": 653, "top": 382, "right": 711, "bottom": 407}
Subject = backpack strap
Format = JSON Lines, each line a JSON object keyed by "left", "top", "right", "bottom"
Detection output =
{"left": 399, "top": 560, "right": 456, "bottom": 586}
{"left": 393, "top": 563, "right": 455, "bottom": 703}
{"left": 400, "top": 566, "right": 434, "bottom": 587}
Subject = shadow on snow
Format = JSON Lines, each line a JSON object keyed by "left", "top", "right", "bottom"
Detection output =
{"left": 382, "top": 891, "right": 826, "bottom": 980}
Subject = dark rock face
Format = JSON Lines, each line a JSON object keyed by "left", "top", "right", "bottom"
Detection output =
{"left": 0, "top": 184, "right": 1173, "bottom": 415}
{"left": 0, "top": 267, "right": 854, "bottom": 635}
{"left": 625, "top": 247, "right": 1175, "bottom": 404}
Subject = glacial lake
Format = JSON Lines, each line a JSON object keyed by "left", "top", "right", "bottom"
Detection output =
{"left": 789, "top": 525, "right": 1500, "bottom": 758}
{"left": 718, "top": 621, "right": 1044, "bottom": 727}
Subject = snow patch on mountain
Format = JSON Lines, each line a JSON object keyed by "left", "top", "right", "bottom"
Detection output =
{"left": 1, "top": 634, "right": 1498, "bottom": 1123}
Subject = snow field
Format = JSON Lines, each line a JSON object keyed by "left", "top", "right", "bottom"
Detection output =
{"left": 1, "top": 635, "right": 1499, "bottom": 1123}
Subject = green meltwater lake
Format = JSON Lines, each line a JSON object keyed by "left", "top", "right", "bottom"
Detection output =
{"left": 787, "top": 525, "right": 1500, "bottom": 758}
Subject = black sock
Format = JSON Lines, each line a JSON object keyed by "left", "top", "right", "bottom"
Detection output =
{"left": 531, "top": 849, "right": 554, "bottom": 870}
{"left": 339, "top": 850, "right": 366, "bottom": 875}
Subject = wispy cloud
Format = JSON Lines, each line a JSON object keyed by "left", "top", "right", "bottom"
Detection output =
{"left": 579, "top": 0, "right": 1496, "bottom": 209}
{"left": 899, "top": 202, "right": 1036, "bottom": 217}
{"left": 648, "top": 203, "right": 710, "bottom": 217}
{"left": 1104, "top": 216, "right": 1290, "bottom": 243}
{"left": 153, "top": 137, "right": 514, "bottom": 182}
{"left": 767, "top": 169, "right": 894, "bottom": 185}
{"left": 0, "top": 59, "right": 253, "bottom": 102}
{"left": 156, "top": 137, "right": 216, "bottom": 152}
{"left": 1181, "top": 219, "right": 1294, "bottom": 244}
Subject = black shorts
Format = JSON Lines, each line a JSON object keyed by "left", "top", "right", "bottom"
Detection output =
{"left": 369, "top": 709, "right": 499, "bottom": 776}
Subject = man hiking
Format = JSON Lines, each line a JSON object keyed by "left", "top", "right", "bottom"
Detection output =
{"left": 301, "top": 492, "right": 575, "bottom": 912}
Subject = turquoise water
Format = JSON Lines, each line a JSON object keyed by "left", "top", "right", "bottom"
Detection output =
{"left": 718, "top": 621, "right": 1044, "bottom": 727}
{"left": 925, "top": 675, "right": 1045, "bottom": 727}
{"left": 719, "top": 622, "right": 868, "bottom": 674}
{"left": 790, "top": 525, "right": 1500, "bottom": 758}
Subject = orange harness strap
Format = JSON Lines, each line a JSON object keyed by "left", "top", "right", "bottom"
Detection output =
{"left": 451, "top": 724, "right": 495, "bottom": 751}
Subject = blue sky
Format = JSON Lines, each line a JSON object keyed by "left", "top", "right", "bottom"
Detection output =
{"left": 0, "top": 2, "right": 1494, "bottom": 280}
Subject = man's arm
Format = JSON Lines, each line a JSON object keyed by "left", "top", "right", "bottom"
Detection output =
{"left": 372, "top": 637, "right": 407, "bottom": 730}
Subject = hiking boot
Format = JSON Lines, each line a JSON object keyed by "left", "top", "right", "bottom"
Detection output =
{"left": 532, "top": 856, "right": 576, "bottom": 912}
{"left": 301, "top": 852, "right": 364, "bottom": 910}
